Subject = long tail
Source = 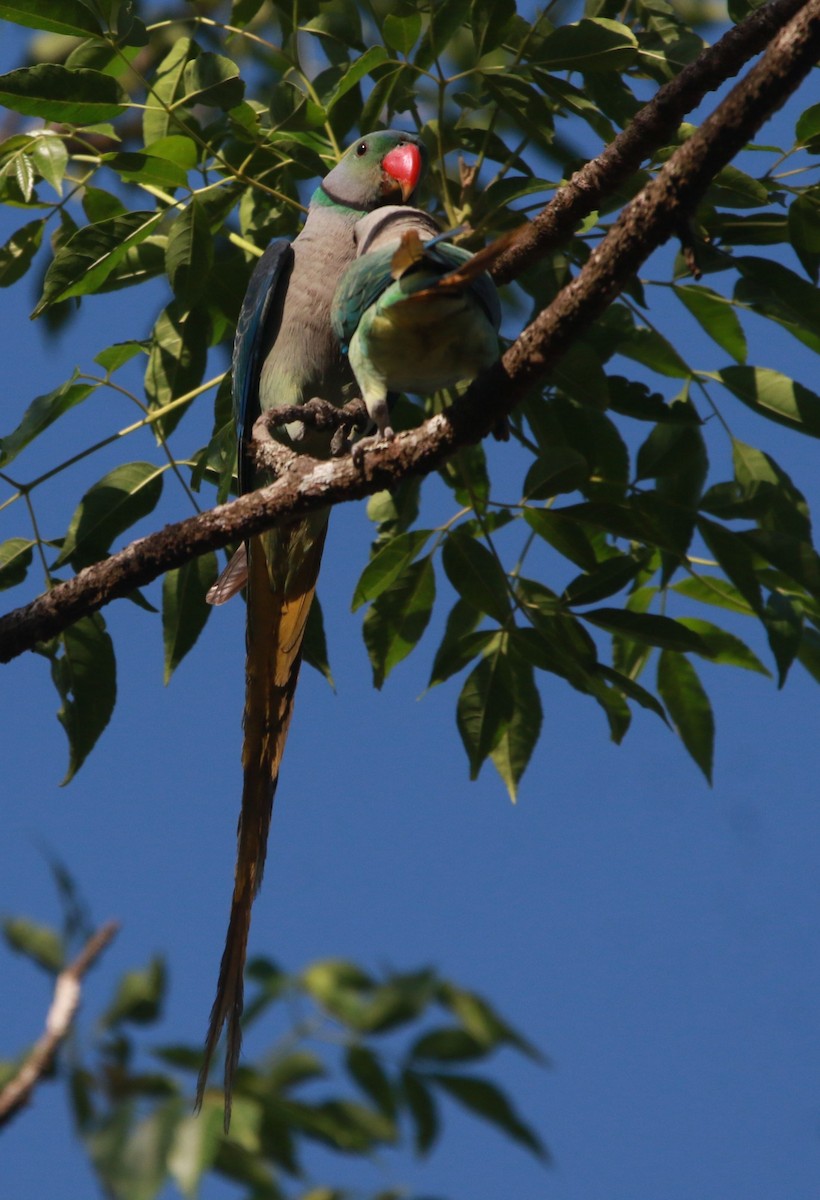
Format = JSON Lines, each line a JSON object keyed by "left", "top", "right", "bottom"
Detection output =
{"left": 196, "top": 515, "right": 328, "bottom": 1129}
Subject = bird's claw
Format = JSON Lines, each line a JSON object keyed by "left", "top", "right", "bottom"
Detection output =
{"left": 329, "top": 398, "right": 370, "bottom": 456}
{"left": 330, "top": 425, "right": 352, "bottom": 456}
{"left": 351, "top": 425, "right": 395, "bottom": 470}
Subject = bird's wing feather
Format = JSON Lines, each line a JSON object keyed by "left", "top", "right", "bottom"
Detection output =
{"left": 394, "top": 240, "right": 501, "bottom": 328}
{"left": 331, "top": 248, "right": 397, "bottom": 347}
{"left": 233, "top": 239, "right": 294, "bottom": 494}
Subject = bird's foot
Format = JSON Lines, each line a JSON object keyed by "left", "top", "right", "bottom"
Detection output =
{"left": 260, "top": 397, "right": 337, "bottom": 433}
{"left": 329, "top": 398, "right": 370, "bottom": 457}
{"left": 330, "top": 425, "right": 352, "bottom": 457}
{"left": 301, "top": 397, "right": 344, "bottom": 427}
{"left": 351, "top": 425, "right": 395, "bottom": 470}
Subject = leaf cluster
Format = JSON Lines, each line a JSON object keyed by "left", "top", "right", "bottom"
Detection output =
{"left": 1, "top": 0, "right": 819, "bottom": 789}
{"left": 1, "top": 889, "right": 545, "bottom": 1200}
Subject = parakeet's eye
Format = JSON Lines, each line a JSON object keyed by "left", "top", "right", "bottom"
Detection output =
{"left": 355, "top": 141, "right": 368, "bottom": 157}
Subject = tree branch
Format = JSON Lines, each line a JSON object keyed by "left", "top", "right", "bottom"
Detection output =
{"left": 0, "top": 920, "right": 119, "bottom": 1128}
{"left": 1, "top": 0, "right": 818, "bottom": 663}
{"left": 490, "top": 0, "right": 811, "bottom": 283}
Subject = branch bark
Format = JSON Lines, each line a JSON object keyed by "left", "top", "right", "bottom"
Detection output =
{"left": 0, "top": 921, "right": 119, "bottom": 1128}
{"left": 1, "top": 0, "right": 818, "bottom": 663}
{"left": 491, "top": 0, "right": 811, "bottom": 283}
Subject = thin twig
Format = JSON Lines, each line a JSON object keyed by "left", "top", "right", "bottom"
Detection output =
{"left": 0, "top": 921, "right": 119, "bottom": 1128}
{"left": 490, "top": 0, "right": 810, "bottom": 284}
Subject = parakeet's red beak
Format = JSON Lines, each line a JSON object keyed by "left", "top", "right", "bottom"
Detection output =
{"left": 381, "top": 142, "right": 423, "bottom": 202}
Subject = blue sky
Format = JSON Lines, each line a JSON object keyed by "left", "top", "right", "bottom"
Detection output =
{"left": 2, "top": 9, "right": 820, "bottom": 1200}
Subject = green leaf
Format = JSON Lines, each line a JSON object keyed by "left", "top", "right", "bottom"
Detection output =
{"left": 0, "top": 217, "right": 44, "bottom": 288}
{"left": 471, "top": 0, "right": 516, "bottom": 54}
{"left": 709, "top": 212, "right": 787, "bottom": 246}
{"left": 33, "top": 211, "right": 163, "bottom": 314}
{"left": 382, "top": 11, "right": 422, "bottom": 54}
{"left": 165, "top": 201, "right": 213, "bottom": 305}
{"left": 29, "top": 132, "right": 68, "bottom": 195}
{"left": 676, "top": 619, "right": 770, "bottom": 674}
{"left": 103, "top": 957, "right": 166, "bottom": 1026}
{"left": 788, "top": 189, "right": 820, "bottom": 281}
{"left": 162, "top": 552, "right": 217, "bottom": 684}
{"left": 523, "top": 507, "right": 596, "bottom": 571}
{"left": 0, "top": 376, "right": 94, "bottom": 468}
{"left": 0, "top": 0, "right": 103, "bottom": 37}
{"left": 442, "top": 531, "right": 510, "bottom": 623}
{"left": 346, "top": 1046, "right": 396, "bottom": 1118}
{"left": 0, "top": 65, "right": 128, "bottom": 124}
{"left": 0, "top": 537, "right": 34, "bottom": 590}
{"left": 231, "top": 0, "right": 268, "bottom": 28}
{"left": 708, "top": 165, "right": 770, "bottom": 209}
{"left": 582, "top": 608, "right": 708, "bottom": 653}
{"left": 735, "top": 257, "right": 820, "bottom": 354}
{"left": 401, "top": 1069, "right": 438, "bottom": 1154}
{"left": 303, "top": 3, "right": 364, "bottom": 44}
{"left": 52, "top": 615, "right": 117, "bottom": 783}
{"left": 696, "top": 516, "right": 762, "bottom": 614}
{"left": 264, "top": 1048, "right": 325, "bottom": 1090}
{"left": 325, "top": 46, "right": 389, "bottom": 110}
{"left": 303, "top": 595, "right": 334, "bottom": 686}
{"left": 797, "top": 625, "right": 820, "bottom": 684}
{"left": 410, "top": 1028, "right": 487, "bottom": 1063}
{"left": 489, "top": 646, "right": 542, "bottom": 801}
{"left": 367, "top": 478, "right": 421, "bottom": 541}
{"left": 619, "top": 325, "right": 691, "bottom": 378}
{"left": 718, "top": 366, "right": 820, "bottom": 439}
{"left": 796, "top": 102, "right": 820, "bottom": 147}
{"left": 143, "top": 39, "right": 192, "bottom": 144}
{"left": 12, "top": 150, "right": 34, "bottom": 202}
{"left": 428, "top": 601, "right": 489, "bottom": 687}
{"left": 144, "top": 302, "right": 210, "bottom": 436}
{"left": 549, "top": 341, "right": 609, "bottom": 410}
{"left": 762, "top": 590, "right": 803, "bottom": 687}
{"left": 563, "top": 552, "right": 649, "bottom": 606}
{"left": 104, "top": 148, "right": 189, "bottom": 190}
{"left": 635, "top": 408, "right": 706, "bottom": 483}
{"left": 2, "top": 917, "right": 64, "bottom": 972}
{"left": 523, "top": 447, "right": 589, "bottom": 500}
{"left": 656, "top": 650, "right": 714, "bottom": 782}
{"left": 743, "top": 528, "right": 820, "bottom": 595}
{"left": 440, "top": 984, "right": 543, "bottom": 1060}
{"left": 414, "top": 0, "right": 471, "bottom": 69}
{"left": 596, "top": 665, "right": 669, "bottom": 725}
{"left": 82, "top": 185, "right": 126, "bottom": 223}
{"left": 429, "top": 1073, "right": 546, "bottom": 1158}
{"left": 456, "top": 645, "right": 513, "bottom": 779}
{"left": 538, "top": 18, "right": 638, "bottom": 71}
{"left": 56, "top": 462, "right": 164, "bottom": 571}
{"left": 94, "top": 341, "right": 146, "bottom": 373}
{"left": 143, "top": 134, "right": 198, "bottom": 170}
{"left": 167, "top": 1108, "right": 222, "bottom": 1198}
{"left": 352, "top": 530, "right": 433, "bottom": 610}
{"left": 673, "top": 285, "right": 746, "bottom": 363}
{"left": 289, "top": 1099, "right": 397, "bottom": 1152}
{"left": 607, "top": 376, "right": 699, "bottom": 424}
{"left": 584, "top": 669, "right": 629, "bottom": 743}
{"left": 179, "top": 52, "right": 244, "bottom": 110}
{"left": 439, "top": 443, "right": 491, "bottom": 510}
{"left": 731, "top": 438, "right": 811, "bottom": 539}
{"left": 363, "top": 556, "right": 436, "bottom": 688}
{"left": 672, "top": 574, "right": 753, "bottom": 615}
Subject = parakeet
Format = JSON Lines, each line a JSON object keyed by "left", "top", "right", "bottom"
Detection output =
{"left": 331, "top": 205, "right": 501, "bottom": 439}
{"left": 197, "top": 131, "right": 426, "bottom": 1128}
